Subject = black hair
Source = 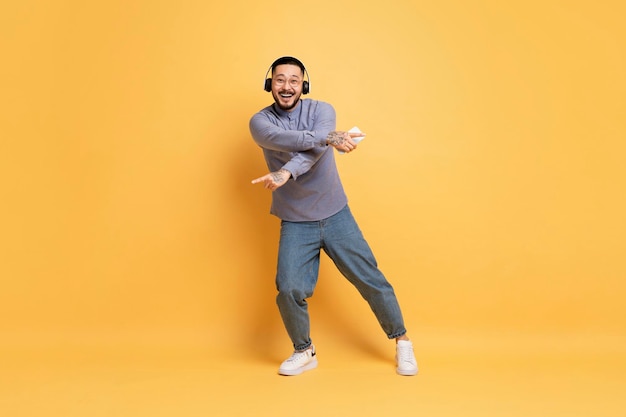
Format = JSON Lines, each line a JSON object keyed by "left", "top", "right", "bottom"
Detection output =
{"left": 271, "top": 56, "right": 306, "bottom": 75}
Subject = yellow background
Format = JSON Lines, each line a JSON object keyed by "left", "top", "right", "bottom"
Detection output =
{"left": 1, "top": 1, "right": 624, "bottom": 416}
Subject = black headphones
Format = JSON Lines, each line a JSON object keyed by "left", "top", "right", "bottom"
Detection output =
{"left": 263, "top": 56, "right": 310, "bottom": 94}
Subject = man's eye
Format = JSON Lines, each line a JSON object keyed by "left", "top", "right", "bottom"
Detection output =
{"left": 289, "top": 79, "right": 299, "bottom": 86}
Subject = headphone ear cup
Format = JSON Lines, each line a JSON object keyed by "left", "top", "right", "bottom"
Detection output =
{"left": 302, "top": 81, "right": 310, "bottom": 95}
{"left": 264, "top": 78, "right": 272, "bottom": 92}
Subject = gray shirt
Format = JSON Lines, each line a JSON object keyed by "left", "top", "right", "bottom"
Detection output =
{"left": 249, "top": 99, "right": 348, "bottom": 221}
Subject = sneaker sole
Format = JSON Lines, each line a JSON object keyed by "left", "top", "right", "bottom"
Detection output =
{"left": 278, "top": 357, "right": 318, "bottom": 376}
{"left": 396, "top": 367, "right": 418, "bottom": 376}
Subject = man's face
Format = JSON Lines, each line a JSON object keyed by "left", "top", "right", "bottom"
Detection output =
{"left": 271, "top": 64, "right": 304, "bottom": 111}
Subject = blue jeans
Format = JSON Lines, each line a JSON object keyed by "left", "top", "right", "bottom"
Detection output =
{"left": 276, "top": 205, "right": 407, "bottom": 351}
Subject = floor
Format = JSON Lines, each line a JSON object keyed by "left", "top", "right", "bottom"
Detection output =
{"left": 2, "top": 329, "right": 624, "bottom": 417}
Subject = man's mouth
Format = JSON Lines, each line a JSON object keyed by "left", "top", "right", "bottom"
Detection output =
{"left": 279, "top": 92, "right": 294, "bottom": 98}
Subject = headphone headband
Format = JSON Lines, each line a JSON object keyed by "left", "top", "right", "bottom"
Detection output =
{"left": 270, "top": 56, "right": 306, "bottom": 72}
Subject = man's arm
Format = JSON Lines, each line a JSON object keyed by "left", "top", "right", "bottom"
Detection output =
{"left": 249, "top": 114, "right": 330, "bottom": 153}
{"left": 250, "top": 102, "right": 362, "bottom": 190}
{"left": 283, "top": 130, "right": 362, "bottom": 178}
{"left": 252, "top": 128, "right": 364, "bottom": 192}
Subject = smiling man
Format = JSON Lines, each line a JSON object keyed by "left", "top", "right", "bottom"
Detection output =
{"left": 269, "top": 60, "right": 302, "bottom": 111}
{"left": 249, "top": 56, "right": 418, "bottom": 377}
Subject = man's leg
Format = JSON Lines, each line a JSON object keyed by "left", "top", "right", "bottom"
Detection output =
{"left": 275, "top": 219, "right": 322, "bottom": 351}
{"left": 321, "top": 206, "right": 407, "bottom": 340}
{"left": 321, "top": 205, "right": 418, "bottom": 375}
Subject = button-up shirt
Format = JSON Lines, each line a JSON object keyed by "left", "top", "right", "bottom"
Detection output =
{"left": 249, "top": 99, "right": 348, "bottom": 221}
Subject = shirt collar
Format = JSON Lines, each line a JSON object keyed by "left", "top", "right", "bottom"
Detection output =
{"left": 272, "top": 100, "right": 302, "bottom": 118}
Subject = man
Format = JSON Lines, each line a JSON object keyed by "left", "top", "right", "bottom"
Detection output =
{"left": 249, "top": 56, "right": 418, "bottom": 376}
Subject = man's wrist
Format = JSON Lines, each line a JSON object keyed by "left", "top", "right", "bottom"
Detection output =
{"left": 278, "top": 168, "right": 291, "bottom": 179}
{"left": 325, "top": 131, "right": 344, "bottom": 147}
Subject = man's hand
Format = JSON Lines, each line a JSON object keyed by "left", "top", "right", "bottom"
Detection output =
{"left": 326, "top": 130, "right": 365, "bottom": 153}
{"left": 251, "top": 168, "right": 292, "bottom": 191}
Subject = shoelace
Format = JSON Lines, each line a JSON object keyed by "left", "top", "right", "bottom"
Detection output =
{"left": 286, "top": 350, "right": 312, "bottom": 364}
{"left": 397, "top": 345, "right": 415, "bottom": 364}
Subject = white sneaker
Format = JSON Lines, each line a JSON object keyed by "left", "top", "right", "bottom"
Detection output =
{"left": 396, "top": 340, "right": 418, "bottom": 376}
{"left": 278, "top": 345, "right": 318, "bottom": 376}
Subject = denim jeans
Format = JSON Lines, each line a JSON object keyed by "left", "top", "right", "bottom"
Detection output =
{"left": 276, "top": 205, "right": 407, "bottom": 351}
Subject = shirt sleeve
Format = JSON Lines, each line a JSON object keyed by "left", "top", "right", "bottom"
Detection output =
{"left": 249, "top": 102, "right": 336, "bottom": 152}
{"left": 249, "top": 117, "right": 325, "bottom": 152}
{"left": 282, "top": 148, "right": 327, "bottom": 180}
